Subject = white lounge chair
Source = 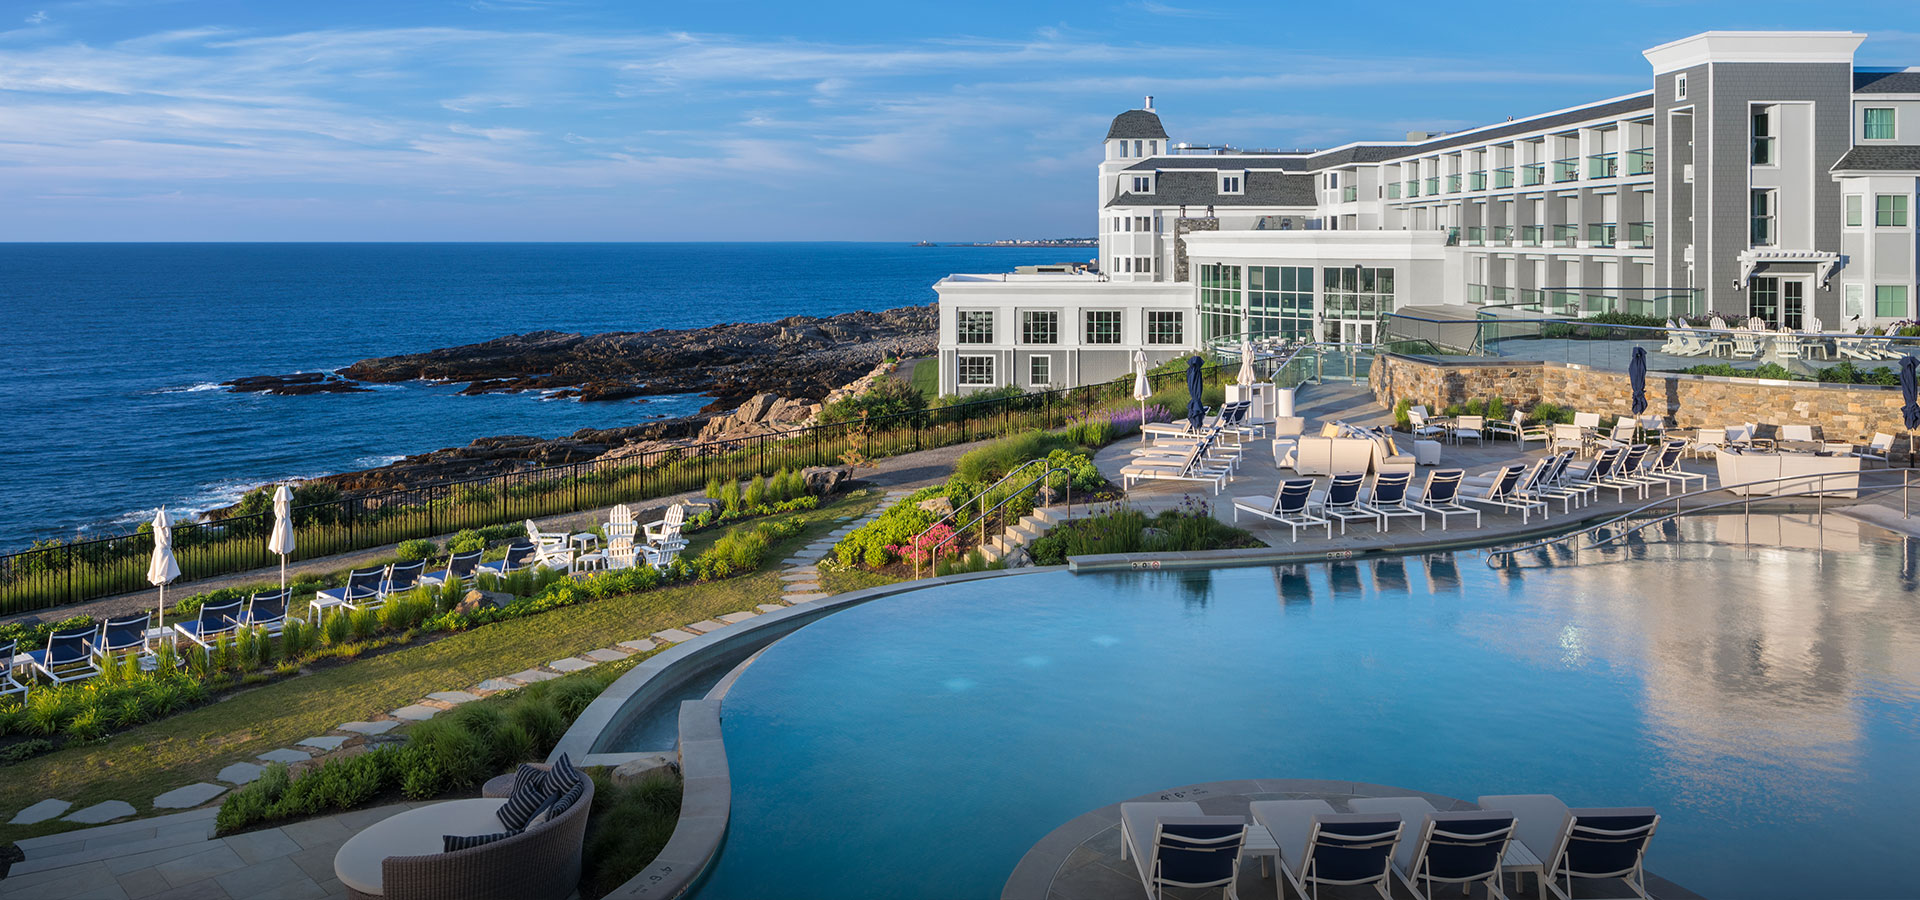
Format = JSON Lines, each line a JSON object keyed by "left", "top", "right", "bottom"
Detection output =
{"left": 1312, "top": 473, "right": 1382, "bottom": 534}
{"left": 1117, "top": 801, "right": 1248, "bottom": 900}
{"left": 1487, "top": 410, "right": 1549, "bottom": 446}
{"left": 423, "top": 549, "right": 484, "bottom": 587}
{"left": 643, "top": 504, "right": 687, "bottom": 546}
{"left": 476, "top": 540, "right": 538, "bottom": 579}
{"left": 1596, "top": 444, "right": 1655, "bottom": 502}
{"left": 1462, "top": 462, "right": 1548, "bottom": 523}
{"left": 1859, "top": 432, "right": 1895, "bottom": 465}
{"left": 1250, "top": 799, "right": 1403, "bottom": 900}
{"left": 1779, "top": 423, "right": 1815, "bottom": 443}
{"left": 1410, "top": 469, "right": 1481, "bottom": 530}
{"left": 1359, "top": 471, "right": 1426, "bottom": 531}
{"left": 1477, "top": 795, "right": 1659, "bottom": 900}
{"left": 1550, "top": 423, "right": 1586, "bottom": 457}
{"left": 1349, "top": 796, "right": 1516, "bottom": 900}
{"left": 312, "top": 565, "right": 384, "bottom": 621}
{"left": 1452, "top": 415, "right": 1486, "bottom": 446}
{"left": 1526, "top": 451, "right": 1586, "bottom": 513}
{"left": 1124, "top": 440, "right": 1230, "bottom": 494}
{"left": 1233, "top": 478, "right": 1329, "bottom": 541}
{"left": 1639, "top": 440, "right": 1707, "bottom": 494}
{"left": 26, "top": 627, "right": 99, "bottom": 684}
{"left": 526, "top": 520, "right": 573, "bottom": 570}
{"left": 1689, "top": 427, "right": 1726, "bottom": 459}
{"left": 0, "top": 641, "right": 28, "bottom": 703}
{"left": 91, "top": 613, "right": 155, "bottom": 669}
{"left": 234, "top": 588, "right": 291, "bottom": 638}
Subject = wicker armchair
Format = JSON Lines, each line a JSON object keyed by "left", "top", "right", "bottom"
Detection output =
{"left": 339, "top": 770, "right": 594, "bottom": 900}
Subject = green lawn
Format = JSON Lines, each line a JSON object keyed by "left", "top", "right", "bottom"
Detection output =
{"left": 0, "top": 491, "right": 880, "bottom": 845}
{"left": 905, "top": 356, "right": 939, "bottom": 397}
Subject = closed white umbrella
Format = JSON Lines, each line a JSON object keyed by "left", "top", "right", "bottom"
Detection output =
{"left": 1132, "top": 350, "right": 1152, "bottom": 442}
{"left": 1236, "top": 340, "right": 1256, "bottom": 386}
{"left": 146, "top": 508, "right": 180, "bottom": 630}
{"left": 268, "top": 484, "right": 296, "bottom": 591}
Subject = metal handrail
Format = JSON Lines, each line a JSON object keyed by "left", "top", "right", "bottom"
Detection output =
{"left": 1485, "top": 465, "right": 1912, "bottom": 567}
{"left": 910, "top": 456, "right": 1057, "bottom": 554}
{"left": 916, "top": 465, "right": 1070, "bottom": 579}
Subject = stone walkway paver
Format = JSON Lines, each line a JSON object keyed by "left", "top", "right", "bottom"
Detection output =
{"left": 682, "top": 620, "right": 725, "bottom": 634}
{"left": 9, "top": 799, "right": 70, "bottom": 825}
{"left": 336, "top": 720, "right": 398, "bottom": 735}
{"left": 256, "top": 748, "right": 310, "bottom": 764}
{"left": 389, "top": 703, "right": 441, "bottom": 721}
{"left": 652, "top": 628, "right": 696, "bottom": 643}
{"left": 502, "top": 667, "right": 559, "bottom": 684}
{"left": 617, "top": 638, "right": 657, "bottom": 653}
{"left": 62, "top": 800, "right": 136, "bottom": 825}
{"left": 296, "top": 736, "right": 348, "bottom": 752}
{"left": 426, "top": 690, "right": 480, "bottom": 705}
{"left": 152, "top": 783, "right": 227, "bottom": 810}
{"left": 583, "top": 648, "right": 630, "bottom": 662}
{"left": 216, "top": 762, "right": 265, "bottom": 786}
{"left": 546, "top": 657, "right": 597, "bottom": 672}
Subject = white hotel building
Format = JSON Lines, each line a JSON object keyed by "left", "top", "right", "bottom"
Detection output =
{"left": 934, "top": 30, "right": 1920, "bottom": 394}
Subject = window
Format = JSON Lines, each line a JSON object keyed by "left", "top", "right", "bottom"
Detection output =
{"left": 1028, "top": 354, "right": 1051, "bottom": 386}
{"left": 1864, "top": 108, "right": 1896, "bottom": 141}
{"left": 1877, "top": 195, "right": 1909, "bottom": 227}
{"left": 1845, "top": 284, "right": 1866, "bottom": 319}
{"left": 1751, "top": 108, "right": 1774, "bottom": 165}
{"left": 957, "top": 355, "right": 995, "bottom": 386}
{"left": 1877, "top": 285, "right": 1910, "bottom": 319}
{"left": 1084, "top": 310, "right": 1122, "bottom": 344}
{"left": 1846, "top": 195, "right": 1864, "bottom": 228}
{"left": 1220, "top": 174, "right": 1243, "bottom": 194}
{"left": 1198, "top": 263, "right": 1242, "bottom": 340}
{"left": 1118, "top": 141, "right": 1128, "bottom": 158}
{"left": 1131, "top": 175, "right": 1153, "bottom": 193}
{"left": 1133, "top": 140, "right": 1143, "bottom": 157}
{"left": 1245, "top": 265, "right": 1314, "bottom": 339}
{"left": 1021, "top": 310, "right": 1057, "bottom": 345}
{"left": 1146, "top": 311, "right": 1184, "bottom": 345}
{"left": 955, "top": 310, "right": 994, "bottom": 344}
{"left": 1750, "top": 189, "right": 1776, "bottom": 246}
{"left": 1327, "top": 172, "right": 1340, "bottom": 189}
{"left": 1675, "top": 73, "right": 1687, "bottom": 101}
{"left": 1321, "top": 266, "right": 1396, "bottom": 329}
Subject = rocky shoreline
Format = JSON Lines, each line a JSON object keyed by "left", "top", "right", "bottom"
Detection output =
{"left": 217, "top": 305, "right": 935, "bottom": 501}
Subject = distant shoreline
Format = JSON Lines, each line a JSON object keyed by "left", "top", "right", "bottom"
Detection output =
{"left": 916, "top": 239, "right": 1096, "bottom": 248}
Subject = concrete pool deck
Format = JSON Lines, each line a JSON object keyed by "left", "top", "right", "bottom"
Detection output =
{"left": 1006, "top": 778, "right": 1706, "bottom": 900}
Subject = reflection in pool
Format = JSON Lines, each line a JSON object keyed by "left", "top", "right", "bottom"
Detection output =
{"left": 675, "top": 514, "right": 1920, "bottom": 899}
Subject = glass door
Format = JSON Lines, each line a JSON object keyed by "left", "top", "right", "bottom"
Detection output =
{"left": 1749, "top": 277, "right": 1780, "bottom": 328}
{"left": 1782, "top": 280, "right": 1804, "bottom": 331}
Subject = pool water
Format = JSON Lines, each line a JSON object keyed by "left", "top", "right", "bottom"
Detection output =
{"left": 681, "top": 515, "right": 1920, "bottom": 899}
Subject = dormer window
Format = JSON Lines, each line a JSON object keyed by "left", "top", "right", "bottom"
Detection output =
{"left": 1131, "top": 175, "right": 1153, "bottom": 193}
{"left": 1220, "top": 174, "right": 1244, "bottom": 195}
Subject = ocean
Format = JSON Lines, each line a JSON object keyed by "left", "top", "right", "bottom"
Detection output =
{"left": 0, "top": 243, "right": 1079, "bottom": 553}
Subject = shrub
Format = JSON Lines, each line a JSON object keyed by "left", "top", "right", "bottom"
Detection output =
{"left": 0, "top": 738, "right": 55, "bottom": 764}
{"left": 580, "top": 770, "right": 683, "bottom": 899}
{"left": 1393, "top": 398, "right": 1413, "bottom": 431}
{"left": 1028, "top": 505, "right": 1260, "bottom": 566}
{"left": 818, "top": 378, "right": 927, "bottom": 426}
{"left": 446, "top": 529, "right": 488, "bottom": 555}
{"left": 743, "top": 474, "right": 766, "bottom": 510}
{"left": 396, "top": 539, "right": 438, "bottom": 562}
{"left": 64, "top": 707, "right": 106, "bottom": 741}
{"left": 1527, "top": 402, "right": 1572, "bottom": 425}
{"left": 836, "top": 488, "right": 939, "bottom": 568}
{"left": 321, "top": 611, "right": 351, "bottom": 647}
{"left": 954, "top": 431, "right": 1079, "bottom": 483}
{"left": 509, "top": 701, "right": 567, "bottom": 750}
{"left": 1486, "top": 396, "right": 1506, "bottom": 423}
{"left": 718, "top": 479, "right": 741, "bottom": 515}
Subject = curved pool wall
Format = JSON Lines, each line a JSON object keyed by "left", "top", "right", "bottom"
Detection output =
{"left": 674, "top": 514, "right": 1920, "bottom": 900}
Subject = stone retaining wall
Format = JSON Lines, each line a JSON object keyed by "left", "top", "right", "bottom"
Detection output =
{"left": 1370, "top": 353, "right": 1914, "bottom": 443}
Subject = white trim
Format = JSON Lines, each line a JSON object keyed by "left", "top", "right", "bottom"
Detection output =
{"left": 1643, "top": 31, "right": 1865, "bottom": 74}
{"left": 955, "top": 353, "right": 998, "bottom": 387}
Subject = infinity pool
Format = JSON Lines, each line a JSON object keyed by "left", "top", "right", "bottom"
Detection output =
{"left": 680, "top": 514, "right": 1920, "bottom": 899}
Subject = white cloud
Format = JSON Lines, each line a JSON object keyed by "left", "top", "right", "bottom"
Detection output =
{"left": 25, "top": 10, "right": 48, "bottom": 24}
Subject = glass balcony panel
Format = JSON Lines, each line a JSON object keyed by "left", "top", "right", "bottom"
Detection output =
{"left": 1466, "top": 226, "right": 1485, "bottom": 246}
{"left": 1626, "top": 148, "right": 1654, "bottom": 176}
{"left": 1522, "top": 164, "right": 1545, "bottom": 186}
{"left": 1628, "top": 221, "right": 1653, "bottom": 249}
{"left": 1386, "top": 182, "right": 1401, "bottom": 199}
{"left": 1521, "top": 225, "right": 1544, "bottom": 246}
{"left": 1342, "top": 185, "right": 1357, "bottom": 202}
{"left": 1405, "top": 181, "right": 1419, "bottom": 197}
{"left": 1447, "top": 174, "right": 1462, "bottom": 192}
{"left": 1426, "top": 177, "right": 1439, "bottom": 194}
{"left": 1752, "top": 136, "right": 1776, "bottom": 166}
{"left": 1588, "top": 223, "right": 1618, "bottom": 246}
{"left": 1553, "top": 158, "right": 1579, "bottom": 182}
{"left": 1587, "top": 153, "right": 1618, "bottom": 178}
{"left": 1552, "top": 224, "right": 1579, "bottom": 247}
{"left": 1494, "top": 167, "right": 1514, "bottom": 188}
{"left": 1470, "top": 171, "right": 1487, "bottom": 191}
{"left": 1492, "top": 225, "right": 1513, "bottom": 243}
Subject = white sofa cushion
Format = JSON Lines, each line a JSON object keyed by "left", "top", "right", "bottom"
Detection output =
{"left": 335, "top": 798, "right": 512, "bottom": 896}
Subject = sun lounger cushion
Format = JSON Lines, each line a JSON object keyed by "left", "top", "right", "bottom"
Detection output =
{"left": 1477, "top": 794, "right": 1570, "bottom": 866}
{"left": 1249, "top": 798, "right": 1337, "bottom": 879}
{"left": 1347, "top": 796, "right": 1439, "bottom": 874}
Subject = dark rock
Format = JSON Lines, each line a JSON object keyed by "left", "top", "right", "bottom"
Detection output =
{"left": 453, "top": 590, "right": 514, "bottom": 616}
{"left": 803, "top": 465, "right": 853, "bottom": 496}
{"left": 222, "top": 372, "right": 370, "bottom": 395}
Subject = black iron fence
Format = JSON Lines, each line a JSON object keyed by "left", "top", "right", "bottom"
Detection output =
{"left": 0, "top": 361, "right": 1236, "bottom": 616}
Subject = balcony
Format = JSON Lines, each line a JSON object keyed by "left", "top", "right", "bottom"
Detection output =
{"left": 1465, "top": 226, "right": 1485, "bottom": 246}
{"left": 1489, "top": 286, "right": 1512, "bottom": 305}
{"left": 1491, "top": 225, "right": 1513, "bottom": 244}
{"left": 1405, "top": 180, "right": 1419, "bottom": 198}
{"left": 1469, "top": 171, "right": 1487, "bottom": 191}
{"left": 1425, "top": 177, "right": 1439, "bottom": 194}
{"left": 1386, "top": 182, "right": 1401, "bottom": 199}
{"left": 1519, "top": 288, "right": 1544, "bottom": 310}
{"left": 1549, "top": 291, "right": 1580, "bottom": 314}
{"left": 1588, "top": 222, "right": 1618, "bottom": 247}
{"left": 1626, "top": 148, "right": 1654, "bottom": 176}
{"left": 1520, "top": 225, "right": 1544, "bottom": 247}
{"left": 1493, "top": 167, "right": 1514, "bottom": 189}
{"left": 1342, "top": 185, "right": 1357, "bottom": 203}
{"left": 1553, "top": 158, "right": 1580, "bottom": 182}
{"left": 1445, "top": 227, "right": 1460, "bottom": 247}
{"left": 1628, "top": 221, "right": 1653, "bottom": 249}
{"left": 1447, "top": 174, "right": 1462, "bottom": 193}
{"left": 1467, "top": 284, "right": 1487, "bottom": 304}
{"left": 1752, "top": 136, "right": 1775, "bottom": 166}
{"left": 1522, "top": 163, "right": 1545, "bottom": 186}
{"left": 1587, "top": 152, "right": 1618, "bottom": 179}
{"left": 1552, "top": 224, "right": 1579, "bottom": 247}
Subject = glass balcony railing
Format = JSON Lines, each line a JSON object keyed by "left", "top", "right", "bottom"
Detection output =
{"left": 1465, "top": 226, "right": 1485, "bottom": 246}
{"left": 1552, "top": 224, "right": 1579, "bottom": 247}
{"left": 1491, "top": 225, "right": 1513, "bottom": 243}
{"left": 1752, "top": 136, "right": 1776, "bottom": 166}
{"left": 1469, "top": 171, "right": 1487, "bottom": 191}
{"left": 1519, "top": 288, "right": 1544, "bottom": 310}
{"left": 1549, "top": 291, "right": 1580, "bottom": 314}
{"left": 1587, "top": 152, "right": 1618, "bottom": 179}
{"left": 1445, "top": 227, "right": 1460, "bottom": 246}
{"left": 1386, "top": 182, "right": 1401, "bottom": 199}
{"left": 1405, "top": 180, "right": 1419, "bottom": 198}
{"left": 1425, "top": 176, "right": 1439, "bottom": 194}
{"left": 1342, "top": 185, "right": 1357, "bottom": 203}
{"left": 1520, "top": 225, "right": 1544, "bottom": 247}
{"left": 1588, "top": 222, "right": 1618, "bottom": 246}
{"left": 1489, "top": 286, "right": 1512, "bottom": 305}
{"left": 1553, "top": 158, "right": 1580, "bottom": 182}
{"left": 1447, "top": 174, "right": 1462, "bottom": 193}
{"left": 1626, "top": 148, "right": 1653, "bottom": 176}
{"left": 1628, "top": 221, "right": 1653, "bottom": 249}
{"left": 1522, "top": 163, "right": 1545, "bottom": 186}
{"left": 1467, "top": 284, "right": 1487, "bottom": 304}
{"left": 1493, "top": 167, "right": 1514, "bottom": 188}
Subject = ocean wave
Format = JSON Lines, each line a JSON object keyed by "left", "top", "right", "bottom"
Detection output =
{"left": 153, "top": 382, "right": 225, "bottom": 394}
{"left": 355, "top": 454, "right": 406, "bottom": 468}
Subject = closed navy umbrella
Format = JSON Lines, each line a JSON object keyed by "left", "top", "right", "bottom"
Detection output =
{"left": 1902, "top": 356, "right": 1919, "bottom": 430}
{"left": 1186, "top": 356, "right": 1205, "bottom": 432}
{"left": 1628, "top": 346, "right": 1648, "bottom": 417}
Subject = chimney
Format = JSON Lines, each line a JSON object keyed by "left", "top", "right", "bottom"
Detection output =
{"left": 1144, "top": 95, "right": 1154, "bottom": 111}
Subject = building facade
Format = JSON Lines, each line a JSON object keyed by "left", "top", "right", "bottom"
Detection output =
{"left": 935, "top": 30, "right": 1920, "bottom": 394}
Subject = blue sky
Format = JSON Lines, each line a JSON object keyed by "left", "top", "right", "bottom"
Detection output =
{"left": 2, "top": 1, "right": 1916, "bottom": 241}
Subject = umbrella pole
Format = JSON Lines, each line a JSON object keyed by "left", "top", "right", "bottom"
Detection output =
{"left": 280, "top": 555, "right": 288, "bottom": 592}
{"left": 157, "top": 584, "right": 164, "bottom": 632}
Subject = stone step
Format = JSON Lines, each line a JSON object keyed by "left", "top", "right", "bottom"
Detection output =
{"left": 16, "top": 807, "right": 218, "bottom": 858}
{"left": 1029, "top": 506, "right": 1064, "bottom": 525}
{"left": 8, "top": 826, "right": 213, "bottom": 877}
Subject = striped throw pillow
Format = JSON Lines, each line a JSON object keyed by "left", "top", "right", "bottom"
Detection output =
{"left": 443, "top": 831, "right": 513, "bottom": 852}
{"left": 548, "top": 753, "right": 584, "bottom": 791}
{"left": 545, "top": 780, "right": 587, "bottom": 821}
{"left": 495, "top": 763, "right": 551, "bottom": 832}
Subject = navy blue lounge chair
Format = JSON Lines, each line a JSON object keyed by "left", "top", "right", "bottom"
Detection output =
{"left": 235, "top": 588, "right": 291, "bottom": 636}
{"left": 477, "top": 541, "right": 537, "bottom": 578}
{"left": 1350, "top": 796, "right": 1516, "bottom": 900}
{"left": 1119, "top": 801, "right": 1249, "bottom": 900}
{"left": 381, "top": 560, "right": 426, "bottom": 598}
{"left": 1479, "top": 794, "right": 1660, "bottom": 900}
{"left": 313, "top": 565, "right": 385, "bottom": 621}
{"left": 28, "top": 626, "right": 101, "bottom": 684}
{"left": 424, "top": 549, "right": 483, "bottom": 587}
{"left": 1252, "top": 799, "right": 1403, "bottom": 900}
{"left": 173, "top": 599, "right": 243, "bottom": 653}
{"left": 91, "top": 612, "right": 154, "bottom": 666}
